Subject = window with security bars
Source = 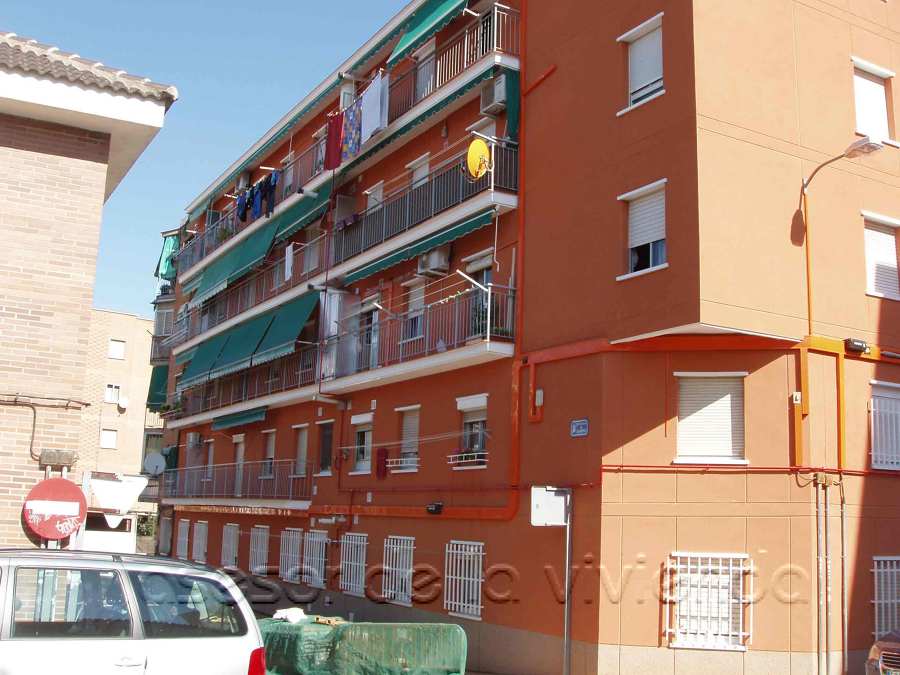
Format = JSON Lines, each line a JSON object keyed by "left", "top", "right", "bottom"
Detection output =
{"left": 383, "top": 536, "right": 415, "bottom": 605}
{"left": 280, "top": 528, "right": 303, "bottom": 583}
{"left": 444, "top": 540, "right": 485, "bottom": 619}
{"left": 191, "top": 522, "right": 208, "bottom": 563}
{"left": 665, "top": 553, "right": 753, "bottom": 651}
{"left": 874, "top": 557, "right": 900, "bottom": 637}
{"left": 221, "top": 523, "right": 239, "bottom": 569}
{"left": 303, "top": 530, "right": 328, "bottom": 589}
{"left": 159, "top": 516, "right": 172, "bottom": 555}
{"left": 250, "top": 525, "right": 269, "bottom": 576}
{"left": 339, "top": 533, "right": 368, "bottom": 597}
{"left": 176, "top": 519, "right": 190, "bottom": 559}
{"left": 677, "top": 375, "right": 746, "bottom": 462}
{"left": 626, "top": 185, "right": 666, "bottom": 274}
{"left": 872, "top": 386, "right": 900, "bottom": 470}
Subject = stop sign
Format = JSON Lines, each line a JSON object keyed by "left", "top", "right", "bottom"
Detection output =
{"left": 22, "top": 478, "right": 87, "bottom": 541}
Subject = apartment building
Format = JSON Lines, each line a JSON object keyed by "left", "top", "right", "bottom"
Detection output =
{"left": 156, "top": 1, "right": 900, "bottom": 674}
{"left": 0, "top": 32, "right": 176, "bottom": 547}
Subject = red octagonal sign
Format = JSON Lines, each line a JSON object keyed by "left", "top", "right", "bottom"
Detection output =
{"left": 22, "top": 478, "right": 87, "bottom": 541}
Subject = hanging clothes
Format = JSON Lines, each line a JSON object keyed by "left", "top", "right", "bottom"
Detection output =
{"left": 251, "top": 183, "right": 263, "bottom": 220}
{"left": 237, "top": 191, "right": 249, "bottom": 222}
{"left": 264, "top": 170, "right": 279, "bottom": 217}
{"left": 360, "top": 72, "right": 384, "bottom": 145}
{"left": 325, "top": 111, "right": 344, "bottom": 170}
{"left": 341, "top": 97, "right": 362, "bottom": 163}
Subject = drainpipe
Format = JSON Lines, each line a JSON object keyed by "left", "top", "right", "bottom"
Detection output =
{"left": 816, "top": 476, "right": 825, "bottom": 675}
{"left": 825, "top": 480, "right": 832, "bottom": 675}
{"left": 840, "top": 479, "right": 849, "bottom": 675}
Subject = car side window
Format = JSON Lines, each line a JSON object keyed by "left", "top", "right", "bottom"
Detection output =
{"left": 12, "top": 568, "right": 131, "bottom": 639}
{"left": 127, "top": 571, "right": 247, "bottom": 638}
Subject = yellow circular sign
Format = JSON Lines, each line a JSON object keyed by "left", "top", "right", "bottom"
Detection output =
{"left": 466, "top": 138, "right": 491, "bottom": 180}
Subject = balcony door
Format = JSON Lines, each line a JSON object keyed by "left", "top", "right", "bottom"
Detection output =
{"left": 233, "top": 437, "right": 245, "bottom": 497}
{"left": 413, "top": 38, "right": 436, "bottom": 103}
{"left": 358, "top": 308, "right": 379, "bottom": 372}
{"left": 468, "top": 267, "right": 492, "bottom": 339}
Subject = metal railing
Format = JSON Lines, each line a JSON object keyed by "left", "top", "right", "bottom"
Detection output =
{"left": 388, "top": 4, "right": 520, "bottom": 124}
{"left": 151, "top": 335, "right": 172, "bottom": 361}
{"left": 162, "top": 459, "right": 314, "bottom": 500}
{"left": 386, "top": 456, "right": 420, "bottom": 471}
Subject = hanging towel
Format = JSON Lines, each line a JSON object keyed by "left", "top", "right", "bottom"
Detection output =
{"left": 325, "top": 111, "right": 344, "bottom": 170}
{"left": 360, "top": 72, "right": 385, "bottom": 145}
{"left": 341, "top": 97, "right": 362, "bottom": 162}
{"left": 380, "top": 73, "right": 390, "bottom": 129}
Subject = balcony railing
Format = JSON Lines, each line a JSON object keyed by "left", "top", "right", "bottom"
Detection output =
{"left": 151, "top": 335, "right": 172, "bottom": 361}
{"left": 173, "top": 3, "right": 519, "bottom": 276}
{"left": 161, "top": 459, "right": 313, "bottom": 500}
{"left": 170, "top": 285, "right": 515, "bottom": 419}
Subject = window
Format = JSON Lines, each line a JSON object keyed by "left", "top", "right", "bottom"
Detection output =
{"left": 339, "top": 533, "right": 368, "bottom": 597}
{"left": 872, "top": 384, "right": 900, "bottom": 469}
{"left": 104, "top": 384, "right": 121, "bottom": 404}
{"left": 353, "top": 425, "right": 373, "bottom": 473}
{"left": 408, "top": 153, "right": 430, "bottom": 186}
{"left": 279, "top": 528, "right": 303, "bottom": 583}
{"left": 250, "top": 525, "right": 269, "bottom": 575}
{"left": 617, "top": 13, "right": 664, "bottom": 111}
{"left": 865, "top": 222, "right": 900, "bottom": 300}
{"left": 294, "top": 426, "right": 309, "bottom": 475}
{"left": 403, "top": 283, "right": 425, "bottom": 340}
{"left": 665, "top": 552, "right": 753, "bottom": 651}
{"left": 365, "top": 181, "right": 384, "bottom": 210}
{"left": 221, "top": 523, "right": 239, "bottom": 569}
{"left": 262, "top": 431, "right": 276, "bottom": 477}
{"left": 874, "top": 557, "right": 900, "bottom": 638}
{"left": 340, "top": 82, "right": 356, "bottom": 110}
{"left": 100, "top": 428, "right": 118, "bottom": 450}
{"left": 853, "top": 58, "right": 894, "bottom": 143}
{"left": 191, "top": 521, "right": 208, "bottom": 563}
{"left": 444, "top": 540, "right": 485, "bottom": 619}
{"left": 318, "top": 422, "right": 333, "bottom": 474}
{"left": 154, "top": 308, "right": 174, "bottom": 336}
{"left": 107, "top": 339, "right": 126, "bottom": 360}
{"left": 159, "top": 516, "right": 172, "bottom": 555}
{"left": 204, "top": 440, "right": 215, "bottom": 480}
{"left": 383, "top": 536, "right": 415, "bottom": 605}
{"left": 12, "top": 568, "right": 131, "bottom": 638}
{"left": 176, "top": 519, "right": 190, "bottom": 559}
{"left": 676, "top": 374, "right": 746, "bottom": 463}
{"left": 303, "top": 225, "right": 322, "bottom": 275}
{"left": 457, "top": 411, "right": 488, "bottom": 467}
{"left": 303, "top": 530, "right": 329, "bottom": 589}
{"left": 128, "top": 571, "right": 247, "bottom": 639}
{"left": 618, "top": 180, "right": 667, "bottom": 276}
{"left": 400, "top": 408, "right": 420, "bottom": 461}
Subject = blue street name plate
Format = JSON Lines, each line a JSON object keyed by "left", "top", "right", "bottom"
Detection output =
{"left": 570, "top": 418, "right": 589, "bottom": 438}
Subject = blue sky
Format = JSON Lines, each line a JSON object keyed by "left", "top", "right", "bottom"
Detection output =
{"left": 3, "top": 0, "right": 408, "bottom": 318}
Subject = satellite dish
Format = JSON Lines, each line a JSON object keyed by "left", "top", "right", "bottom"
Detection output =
{"left": 466, "top": 138, "right": 491, "bottom": 180}
{"left": 118, "top": 396, "right": 129, "bottom": 410}
{"left": 143, "top": 452, "right": 166, "bottom": 476}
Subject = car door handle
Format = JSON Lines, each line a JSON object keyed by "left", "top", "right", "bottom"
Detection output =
{"left": 115, "top": 656, "right": 146, "bottom": 668}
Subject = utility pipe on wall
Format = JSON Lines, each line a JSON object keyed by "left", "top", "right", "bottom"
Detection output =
{"left": 816, "top": 478, "right": 825, "bottom": 675}
{"left": 825, "top": 480, "right": 832, "bottom": 675}
{"left": 840, "top": 479, "right": 849, "bottom": 675}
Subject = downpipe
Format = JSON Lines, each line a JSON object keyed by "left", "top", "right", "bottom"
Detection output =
{"left": 816, "top": 477, "right": 825, "bottom": 675}
{"left": 840, "top": 479, "right": 849, "bottom": 675}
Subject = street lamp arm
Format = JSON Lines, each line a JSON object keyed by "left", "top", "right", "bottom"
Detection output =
{"left": 803, "top": 154, "right": 845, "bottom": 191}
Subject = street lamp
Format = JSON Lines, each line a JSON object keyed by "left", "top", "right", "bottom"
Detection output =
{"left": 801, "top": 136, "right": 883, "bottom": 335}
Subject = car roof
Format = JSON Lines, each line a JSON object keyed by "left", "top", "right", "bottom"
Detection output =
{"left": 0, "top": 548, "right": 217, "bottom": 573}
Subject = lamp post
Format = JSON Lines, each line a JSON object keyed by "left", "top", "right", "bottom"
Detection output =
{"left": 801, "top": 137, "right": 882, "bottom": 335}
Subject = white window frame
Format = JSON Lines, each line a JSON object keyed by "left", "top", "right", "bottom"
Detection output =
{"left": 407, "top": 152, "right": 431, "bottom": 186}
{"left": 665, "top": 552, "right": 753, "bottom": 651}
{"left": 852, "top": 56, "right": 896, "bottom": 145}
{"left": 221, "top": 523, "right": 239, "bottom": 569}
{"left": 176, "top": 518, "right": 190, "bottom": 560}
{"left": 293, "top": 424, "right": 309, "bottom": 475}
{"left": 383, "top": 536, "right": 415, "bottom": 606}
{"left": 862, "top": 211, "right": 900, "bottom": 301}
{"left": 303, "top": 530, "right": 329, "bottom": 589}
{"left": 191, "top": 521, "right": 208, "bottom": 563}
{"left": 279, "top": 528, "right": 303, "bottom": 583}
{"left": 873, "top": 556, "right": 900, "bottom": 638}
{"left": 339, "top": 533, "right": 368, "bottom": 597}
{"left": 351, "top": 424, "right": 373, "bottom": 474}
{"left": 674, "top": 372, "right": 748, "bottom": 465}
{"left": 871, "top": 381, "right": 900, "bottom": 470}
{"left": 104, "top": 384, "right": 121, "bottom": 404}
{"left": 250, "top": 525, "right": 269, "bottom": 576}
{"left": 617, "top": 178, "right": 668, "bottom": 281}
{"left": 365, "top": 180, "right": 384, "bottom": 210}
{"left": 204, "top": 439, "right": 215, "bottom": 480}
{"left": 444, "top": 540, "right": 485, "bottom": 619}
{"left": 400, "top": 407, "right": 421, "bottom": 460}
{"left": 159, "top": 515, "right": 172, "bottom": 555}
{"left": 616, "top": 12, "right": 665, "bottom": 116}
{"left": 107, "top": 339, "right": 126, "bottom": 360}
{"left": 261, "top": 430, "right": 276, "bottom": 478}
{"left": 100, "top": 428, "right": 118, "bottom": 450}
{"left": 154, "top": 308, "right": 174, "bottom": 336}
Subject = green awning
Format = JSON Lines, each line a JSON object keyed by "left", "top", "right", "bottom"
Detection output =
{"left": 274, "top": 183, "right": 333, "bottom": 243}
{"left": 252, "top": 292, "right": 319, "bottom": 366}
{"left": 387, "top": 0, "right": 467, "bottom": 67}
{"left": 147, "top": 365, "right": 169, "bottom": 412}
{"left": 189, "top": 218, "right": 280, "bottom": 307}
{"left": 505, "top": 70, "right": 521, "bottom": 141}
{"left": 179, "top": 331, "right": 231, "bottom": 389}
{"left": 348, "top": 23, "right": 405, "bottom": 74}
{"left": 174, "top": 346, "right": 197, "bottom": 366}
{"left": 156, "top": 235, "right": 179, "bottom": 281}
{"left": 344, "top": 209, "right": 495, "bottom": 284}
{"left": 207, "top": 311, "right": 276, "bottom": 381}
{"left": 162, "top": 445, "right": 179, "bottom": 471}
{"left": 180, "top": 272, "right": 203, "bottom": 296}
{"left": 211, "top": 407, "right": 268, "bottom": 431}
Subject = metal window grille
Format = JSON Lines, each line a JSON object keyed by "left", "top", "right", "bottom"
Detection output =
{"left": 280, "top": 528, "right": 303, "bottom": 583}
{"left": 339, "top": 533, "right": 368, "bottom": 597}
{"left": 191, "top": 521, "right": 208, "bottom": 562}
{"left": 221, "top": 524, "right": 239, "bottom": 569}
{"left": 443, "top": 540, "right": 485, "bottom": 619}
{"left": 383, "top": 536, "right": 415, "bottom": 605}
{"left": 250, "top": 525, "right": 269, "bottom": 576}
{"left": 159, "top": 516, "right": 172, "bottom": 555}
{"left": 872, "top": 391, "right": 900, "bottom": 470}
{"left": 665, "top": 552, "right": 753, "bottom": 651}
{"left": 176, "top": 519, "right": 190, "bottom": 559}
{"left": 303, "top": 530, "right": 329, "bottom": 589}
{"left": 873, "top": 557, "right": 900, "bottom": 637}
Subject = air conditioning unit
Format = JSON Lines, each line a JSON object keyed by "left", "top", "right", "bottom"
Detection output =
{"left": 186, "top": 432, "right": 202, "bottom": 450}
{"left": 236, "top": 171, "right": 252, "bottom": 190}
{"left": 480, "top": 74, "right": 507, "bottom": 115}
{"left": 417, "top": 245, "right": 450, "bottom": 277}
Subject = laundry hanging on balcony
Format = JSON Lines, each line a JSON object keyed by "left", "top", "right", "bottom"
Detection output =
{"left": 341, "top": 97, "right": 363, "bottom": 162}
{"left": 325, "top": 110, "right": 344, "bottom": 170}
{"left": 155, "top": 234, "right": 179, "bottom": 281}
{"left": 360, "top": 71, "right": 390, "bottom": 145}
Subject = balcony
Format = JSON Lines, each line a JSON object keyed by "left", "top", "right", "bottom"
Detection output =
{"left": 172, "top": 3, "right": 520, "bottom": 276}
{"left": 161, "top": 459, "right": 313, "bottom": 501}
{"left": 151, "top": 335, "right": 172, "bottom": 362}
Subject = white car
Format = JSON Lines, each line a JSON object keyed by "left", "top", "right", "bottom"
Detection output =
{"left": 0, "top": 549, "right": 265, "bottom": 675}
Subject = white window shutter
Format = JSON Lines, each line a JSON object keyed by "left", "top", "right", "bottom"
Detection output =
{"left": 677, "top": 377, "right": 745, "bottom": 459}
{"left": 629, "top": 27, "right": 663, "bottom": 96}
{"left": 865, "top": 224, "right": 900, "bottom": 299}
{"left": 401, "top": 410, "right": 420, "bottom": 456}
{"left": 854, "top": 69, "right": 890, "bottom": 143}
{"left": 628, "top": 189, "right": 666, "bottom": 249}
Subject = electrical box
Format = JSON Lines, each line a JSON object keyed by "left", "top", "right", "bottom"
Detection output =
{"left": 530, "top": 486, "right": 568, "bottom": 527}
